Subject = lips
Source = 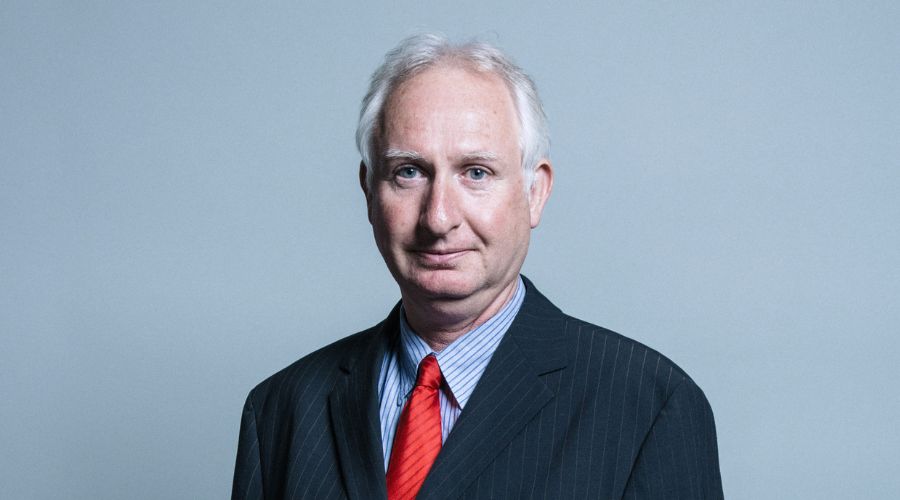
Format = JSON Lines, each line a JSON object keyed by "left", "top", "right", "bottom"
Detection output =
{"left": 411, "top": 248, "right": 471, "bottom": 267}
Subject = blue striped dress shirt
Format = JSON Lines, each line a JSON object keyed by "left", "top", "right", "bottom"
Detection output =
{"left": 377, "top": 276, "right": 526, "bottom": 469}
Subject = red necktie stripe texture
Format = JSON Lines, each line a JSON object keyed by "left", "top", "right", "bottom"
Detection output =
{"left": 386, "top": 354, "right": 443, "bottom": 500}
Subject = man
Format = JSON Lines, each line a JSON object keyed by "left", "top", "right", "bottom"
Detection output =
{"left": 233, "top": 34, "right": 723, "bottom": 500}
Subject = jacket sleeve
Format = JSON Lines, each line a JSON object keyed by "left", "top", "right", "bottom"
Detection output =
{"left": 232, "top": 394, "right": 265, "bottom": 500}
{"left": 622, "top": 378, "right": 724, "bottom": 499}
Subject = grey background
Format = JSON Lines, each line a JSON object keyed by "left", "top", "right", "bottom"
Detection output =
{"left": 2, "top": 1, "right": 898, "bottom": 499}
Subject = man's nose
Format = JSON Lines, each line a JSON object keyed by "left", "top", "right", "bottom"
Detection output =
{"left": 419, "top": 176, "right": 461, "bottom": 236}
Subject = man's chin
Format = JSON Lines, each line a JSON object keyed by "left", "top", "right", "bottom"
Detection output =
{"left": 402, "top": 273, "right": 478, "bottom": 302}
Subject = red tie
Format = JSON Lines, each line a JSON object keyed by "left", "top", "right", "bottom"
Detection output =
{"left": 386, "top": 354, "right": 443, "bottom": 500}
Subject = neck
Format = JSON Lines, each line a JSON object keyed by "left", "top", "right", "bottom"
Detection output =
{"left": 402, "top": 278, "right": 519, "bottom": 352}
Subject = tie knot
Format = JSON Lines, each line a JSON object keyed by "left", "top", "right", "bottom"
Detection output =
{"left": 415, "top": 354, "right": 442, "bottom": 390}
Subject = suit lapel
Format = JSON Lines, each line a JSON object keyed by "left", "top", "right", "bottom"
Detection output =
{"left": 328, "top": 306, "right": 398, "bottom": 500}
{"left": 418, "top": 280, "right": 569, "bottom": 499}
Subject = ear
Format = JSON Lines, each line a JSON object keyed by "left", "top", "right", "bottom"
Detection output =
{"left": 527, "top": 159, "right": 553, "bottom": 229}
{"left": 359, "top": 161, "right": 374, "bottom": 223}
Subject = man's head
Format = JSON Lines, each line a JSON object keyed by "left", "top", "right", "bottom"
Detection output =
{"left": 356, "top": 33, "right": 551, "bottom": 190}
{"left": 357, "top": 34, "right": 553, "bottom": 317}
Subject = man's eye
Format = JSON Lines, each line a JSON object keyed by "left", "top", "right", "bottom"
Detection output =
{"left": 467, "top": 168, "right": 487, "bottom": 180}
{"left": 396, "top": 167, "right": 420, "bottom": 179}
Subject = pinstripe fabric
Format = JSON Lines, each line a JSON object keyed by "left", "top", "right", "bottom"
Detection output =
{"left": 379, "top": 277, "right": 524, "bottom": 466}
{"left": 232, "top": 277, "right": 723, "bottom": 499}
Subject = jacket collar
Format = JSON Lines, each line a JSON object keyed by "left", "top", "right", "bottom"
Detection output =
{"left": 329, "top": 277, "right": 569, "bottom": 499}
{"left": 328, "top": 304, "right": 397, "bottom": 500}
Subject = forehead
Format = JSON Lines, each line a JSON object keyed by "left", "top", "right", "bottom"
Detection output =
{"left": 381, "top": 65, "right": 521, "bottom": 153}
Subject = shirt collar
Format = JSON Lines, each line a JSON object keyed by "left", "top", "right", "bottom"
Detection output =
{"left": 397, "top": 276, "right": 526, "bottom": 409}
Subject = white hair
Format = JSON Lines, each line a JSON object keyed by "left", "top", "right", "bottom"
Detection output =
{"left": 355, "top": 33, "right": 551, "bottom": 189}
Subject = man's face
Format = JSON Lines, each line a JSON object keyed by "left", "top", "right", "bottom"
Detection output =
{"left": 362, "top": 65, "right": 552, "bottom": 305}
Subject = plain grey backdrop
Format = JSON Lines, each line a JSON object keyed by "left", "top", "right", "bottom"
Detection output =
{"left": 2, "top": 1, "right": 898, "bottom": 499}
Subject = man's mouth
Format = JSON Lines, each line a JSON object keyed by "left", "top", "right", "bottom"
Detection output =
{"left": 411, "top": 249, "right": 471, "bottom": 266}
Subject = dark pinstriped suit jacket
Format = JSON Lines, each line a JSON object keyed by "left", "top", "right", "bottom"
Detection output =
{"left": 232, "top": 278, "right": 723, "bottom": 499}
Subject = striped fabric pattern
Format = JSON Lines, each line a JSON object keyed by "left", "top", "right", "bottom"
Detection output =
{"left": 378, "top": 277, "right": 524, "bottom": 466}
{"left": 231, "top": 277, "right": 723, "bottom": 499}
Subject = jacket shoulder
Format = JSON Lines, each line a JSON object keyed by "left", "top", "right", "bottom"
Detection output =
{"left": 518, "top": 277, "right": 704, "bottom": 402}
{"left": 244, "top": 321, "right": 384, "bottom": 413}
{"left": 557, "top": 313, "right": 703, "bottom": 405}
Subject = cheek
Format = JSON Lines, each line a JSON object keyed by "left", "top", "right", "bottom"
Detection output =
{"left": 473, "top": 199, "right": 530, "bottom": 241}
{"left": 373, "top": 199, "right": 417, "bottom": 239}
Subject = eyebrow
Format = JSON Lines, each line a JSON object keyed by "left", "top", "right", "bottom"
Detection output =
{"left": 383, "top": 149, "right": 426, "bottom": 162}
{"left": 461, "top": 151, "right": 500, "bottom": 162}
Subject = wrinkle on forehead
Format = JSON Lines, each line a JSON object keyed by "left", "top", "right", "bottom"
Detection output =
{"left": 381, "top": 66, "right": 520, "bottom": 166}
{"left": 382, "top": 148, "right": 504, "bottom": 169}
